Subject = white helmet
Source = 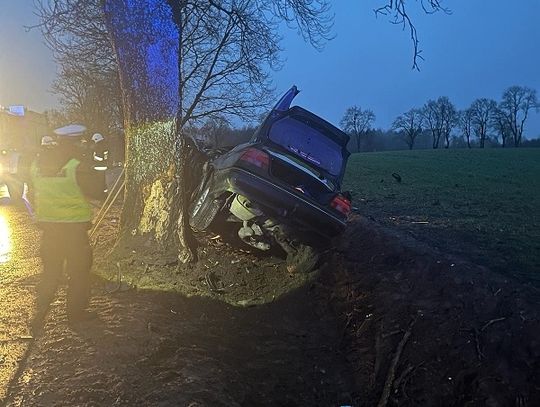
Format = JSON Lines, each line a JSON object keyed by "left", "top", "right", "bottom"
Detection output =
{"left": 41, "top": 135, "right": 57, "bottom": 146}
{"left": 91, "top": 133, "right": 104, "bottom": 143}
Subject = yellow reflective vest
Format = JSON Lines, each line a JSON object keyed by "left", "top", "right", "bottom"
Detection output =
{"left": 31, "top": 158, "right": 92, "bottom": 223}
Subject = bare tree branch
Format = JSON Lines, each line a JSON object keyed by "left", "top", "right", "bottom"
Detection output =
{"left": 374, "top": 0, "right": 451, "bottom": 70}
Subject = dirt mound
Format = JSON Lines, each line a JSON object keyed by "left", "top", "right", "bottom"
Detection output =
{"left": 92, "top": 210, "right": 318, "bottom": 306}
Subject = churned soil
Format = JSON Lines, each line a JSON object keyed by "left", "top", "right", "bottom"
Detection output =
{"left": 327, "top": 215, "right": 539, "bottom": 406}
{"left": 1, "top": 205, "right": 539, "bottom": 406}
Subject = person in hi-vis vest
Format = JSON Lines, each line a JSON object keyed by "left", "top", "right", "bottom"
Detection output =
{"left": 31, "top": 124, "right": 104, "bottom": 323}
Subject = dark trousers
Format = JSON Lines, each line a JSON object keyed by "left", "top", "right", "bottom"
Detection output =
{"left": 94, "top": 169, "right": 108, "bottom": 196}
{"left": 37, "top": 222, "right": 93, "bottom": 315}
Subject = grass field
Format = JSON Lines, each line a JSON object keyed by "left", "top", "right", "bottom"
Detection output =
{"left": 343, "top": 148, "right": 540, "bottom": 284}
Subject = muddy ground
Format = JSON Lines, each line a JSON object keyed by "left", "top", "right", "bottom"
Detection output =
{"left": 1, "top": 205, "right": 539, "bottom": 406}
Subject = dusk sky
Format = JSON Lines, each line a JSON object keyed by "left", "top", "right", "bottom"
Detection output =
{"left": 1, "top": 1, "right": 539, "bottom": 137}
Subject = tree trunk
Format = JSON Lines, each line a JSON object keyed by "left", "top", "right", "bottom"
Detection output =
{"left": 514, "top": 134, "right": 521, "bottom": 147}
{"left": 432, "top": 134, "right": 439, "bottom": 149}
{"left": 102, "top": 0, "right": 188, "bottom": 256}
{"left": 170, "top": 0, "right": 197, "bottom": 263}
{"left": 170, "top": 134, "right": 198, "bottom": 263}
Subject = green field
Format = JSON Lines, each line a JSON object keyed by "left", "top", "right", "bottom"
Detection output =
{"left": 343, "top": 148, "right": 540, "bottom": 284}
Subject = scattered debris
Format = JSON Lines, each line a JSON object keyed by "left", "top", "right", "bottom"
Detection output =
{"left": 204, "top": 272, "right": 224, "bottom": 293}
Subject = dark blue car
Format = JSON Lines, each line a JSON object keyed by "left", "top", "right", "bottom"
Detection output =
{"left": 189, "top": 86, "right": 352, "bottom": 271}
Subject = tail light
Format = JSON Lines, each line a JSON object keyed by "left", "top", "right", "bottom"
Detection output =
{"left": 239, "top": 148, "right": 269, "bottom": 170}
{"left": 330, "top": 194, "right": 351, "bottom": 217}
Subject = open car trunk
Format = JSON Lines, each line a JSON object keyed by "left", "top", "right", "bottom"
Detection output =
{"left": 253, "top": 86, "right": 350, "bottom": 192}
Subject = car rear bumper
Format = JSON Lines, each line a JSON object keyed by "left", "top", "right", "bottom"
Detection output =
{"left": 211, "top": 167, "right": 346, "bottom": 238}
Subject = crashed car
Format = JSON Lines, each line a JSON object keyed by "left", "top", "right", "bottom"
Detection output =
{"left": 189, "top": 86, "right": 352, "bottom": 272}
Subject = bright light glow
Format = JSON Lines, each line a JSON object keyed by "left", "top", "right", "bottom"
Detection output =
{"left": 0, "top": 213, "right": 11, "bottom": 263}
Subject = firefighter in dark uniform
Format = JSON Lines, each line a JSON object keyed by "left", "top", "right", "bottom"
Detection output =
{"left": 31, "top": 125, "right": 104, "bottom": 322}
{"left": 91, "top": 132, "right": 109, "bottom": 196}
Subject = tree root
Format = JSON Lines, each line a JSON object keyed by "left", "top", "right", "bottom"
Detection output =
{"left": 481, "top": 317, "right": 506, "bottom": 332}
{"left": 461, "top": 316, "right": 507, "bottom": 361}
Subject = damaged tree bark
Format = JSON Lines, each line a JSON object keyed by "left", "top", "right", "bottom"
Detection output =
{"left": 101, "top": 0, "right": 195, "bottom": 262}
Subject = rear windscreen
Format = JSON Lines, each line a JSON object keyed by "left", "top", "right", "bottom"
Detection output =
{"left": 268, "top": 117, "right": 343, "bottom": 176}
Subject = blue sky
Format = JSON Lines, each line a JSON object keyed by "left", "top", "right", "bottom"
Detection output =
{"left": 1, "top": 0, "right": 539, "bottom": 137}
{"left": 272, "top": 1, "right": 540, "bottom": 137}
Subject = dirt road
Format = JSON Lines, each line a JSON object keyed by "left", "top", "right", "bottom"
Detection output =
{"left": 0, "top": 207, "right": 40, "bottom": 403}
{"left": 1, "top": 206, "right": 354, "bottom": 406}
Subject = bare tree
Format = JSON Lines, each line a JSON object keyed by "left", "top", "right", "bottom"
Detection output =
{"left": 458, "top": 108, "right": 474, "bottom": 148}
{"left": 492, "top": 107, "right": 512, "bottom": 148}
{"left": 499, "top": 86, "right": 538, "bottom": 147}
{"left": 392, "top": 108, "right": 423, "bottom": 150}
{"left": 35, "top": 0, "right": 123, "bottom": 132}
{"left": 422, "top": 100, "right": 439, "bottom": 149}
{"left": 340, "top": 106, "right": 376, "bottom": 152}
{"left": 52, "top": 65, "right": 122, "bottom": 134}
{"left": 440, "top": 98, "right": 457, "bottom": 149}
{"left": 470, "top": 98, "right": 497, "bottom": 148}
{"left": 421, "top": 96, "right": 457, "bottom": 149}
{"left": 200, "top": 116, "right": 231, "bottom": 149}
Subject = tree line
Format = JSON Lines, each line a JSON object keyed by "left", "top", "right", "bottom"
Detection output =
{"left": 341, "top": 86, "right": 539, "bottom": 152}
